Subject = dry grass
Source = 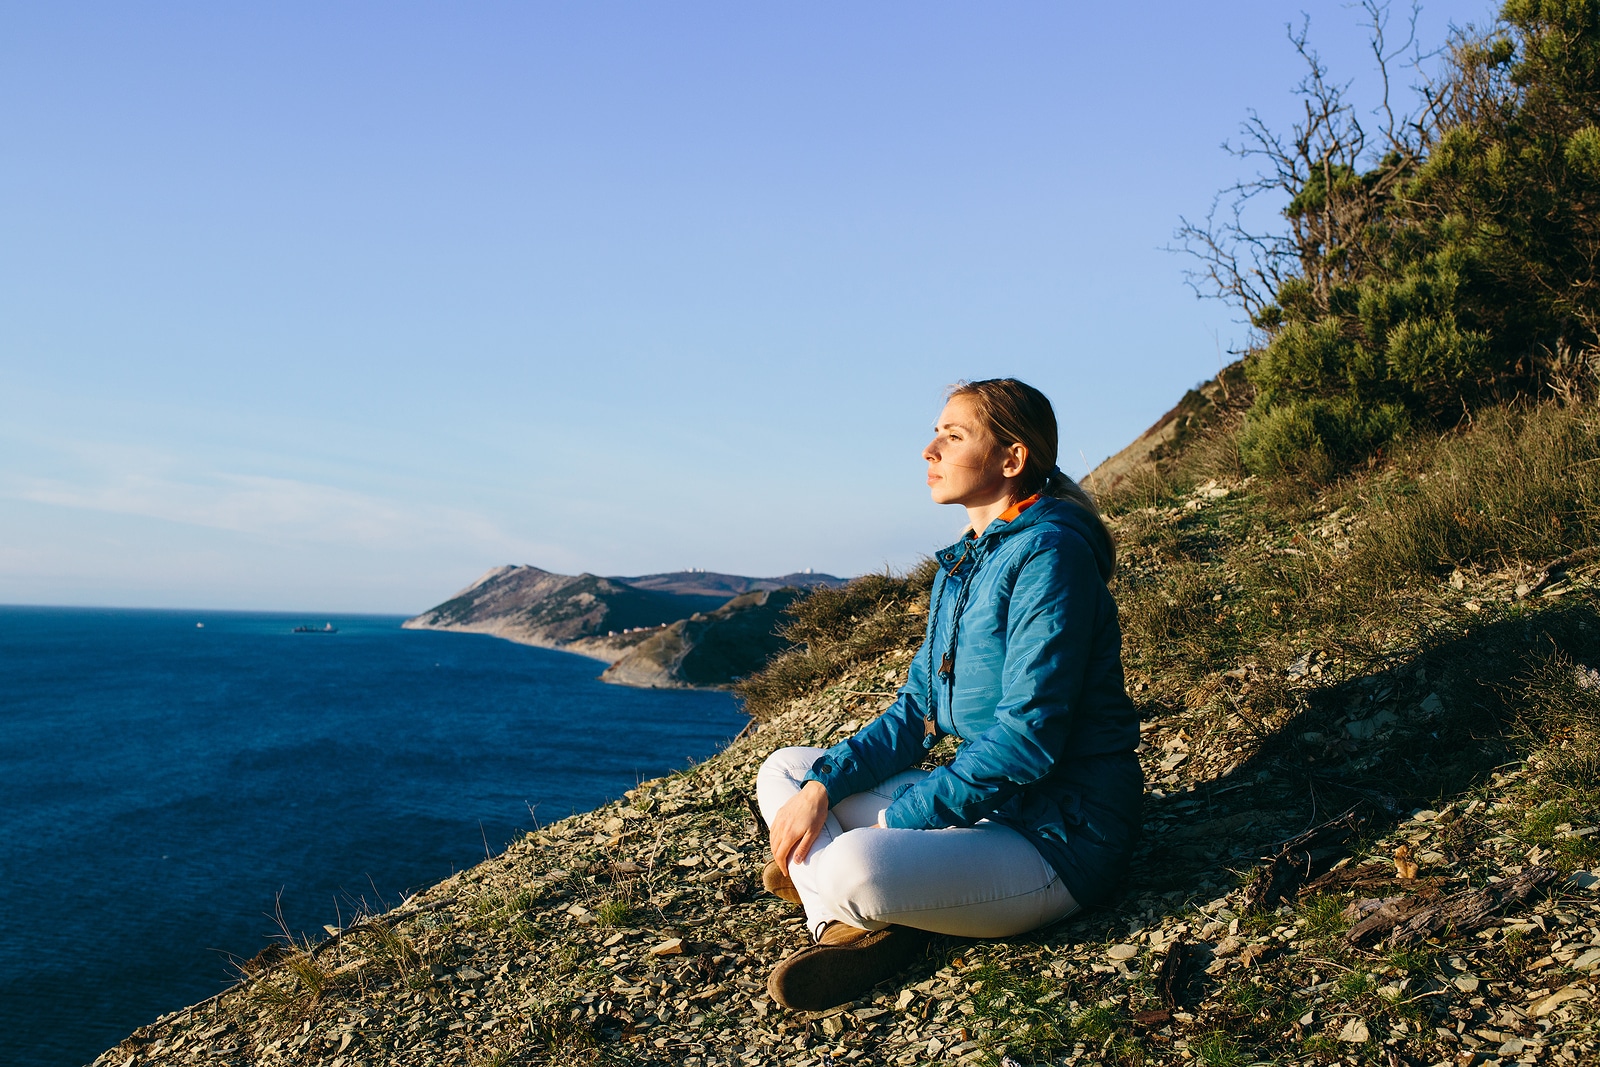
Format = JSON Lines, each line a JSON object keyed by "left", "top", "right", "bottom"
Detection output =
{"left": 1352, "top": 400, "right": 1600, "bottom": 581}
{"left": 734, "top": 561, "right": 935, "bottom": 720}
{"left": 1513, "top": 649, "right": 1600, "bottom": 814}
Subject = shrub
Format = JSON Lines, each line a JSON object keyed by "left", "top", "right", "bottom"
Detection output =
{"left": 1238, "top": 394, "right": 1408, "bottom": 480}
{"left": 1185, "top": 1, "right": 1600, "bottom": 480}
{"left": 734, "top": 561, "right": 936, "bottom": 721}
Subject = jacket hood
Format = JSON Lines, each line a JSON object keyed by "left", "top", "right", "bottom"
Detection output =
{"left": 981, "top": 495, "right": 1115, "bottom": 582}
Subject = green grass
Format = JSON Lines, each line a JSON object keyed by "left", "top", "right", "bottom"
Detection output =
{"left": 1222, "top": 978, "right": 1273, "bottom": 1018}
{"left": 591, "top": 896, "right": 637, "bottom": 928}
{"left": 1299, "top": 1032, "right": 1340, "bottom": 1058}
{"left": 1192, "top": 1031, "right": 1250, "bottom": 1067}
{"left": 1353, "top": 402, "right": 1600, "bottom": 582}
{"left": 1517, "top": 794, "right": 1600, "bottom": 866}
{"left": 468, "top": 886, "right": 544, "bottom": 934}
{"left": 1384, "top": 944, "right": 1440, "bottom": 979}
{"left": 1510, "top": 650, "right": 1600, "bottom": 863}
{"left": 1069, "top": 1004, "right": 1123, "bottom": 1044}
{"left": 1297, "top": 894, "right": 1350, "bottom": 940}
{"left": 1332, "top": 970, "right": 1376, "bottom": 1005}
{"left": 358, "top": 917, "right": 424, "bottom": 986}
{"left": 962, "top": 960, "right": 1075, "bottom": 1062}
{"left": 523, "top": 1000, "right": 601, "bottom": 1065}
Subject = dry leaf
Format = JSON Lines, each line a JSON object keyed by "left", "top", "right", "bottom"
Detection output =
{"left": 1238, "top": 943, "right": 1270, "bottom": 966}
{"left": 1394, "top": 844, "right": 1419, "bottom": 880}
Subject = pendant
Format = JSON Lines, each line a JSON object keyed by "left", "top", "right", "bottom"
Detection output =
{"left": 939, "top": 652, "right": 954, "bottom": 677}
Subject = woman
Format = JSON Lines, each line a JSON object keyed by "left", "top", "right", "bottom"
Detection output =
{"left": 755, "top": 378, "right": 1142, "bottom": 1012}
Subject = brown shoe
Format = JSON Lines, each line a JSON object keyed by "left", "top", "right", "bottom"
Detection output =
{"left": 762, "top": 860, "right": 802, "bottom": 905}
{"left": 767, "top": 923, "right": 928, "bottom": 1011}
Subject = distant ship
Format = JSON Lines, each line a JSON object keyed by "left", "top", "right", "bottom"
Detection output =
{"left": 293, "top": 623, "right": 338, "bottom": 633}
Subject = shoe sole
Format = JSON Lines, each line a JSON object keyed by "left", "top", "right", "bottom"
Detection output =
{"left": 767, "top": 926, "right": 927, "bottom": 1012}
{"left": 762, "top": 860, "right": 801, "bottom": 905}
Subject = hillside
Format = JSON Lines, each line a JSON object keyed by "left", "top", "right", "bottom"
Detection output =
{"left": 401, "top": 566, "right": 729, "bottom": 661}
{"left": 601, "top": 588, "right": 806, "bottom": 689}
{"left": 99, "top": 394, "right": 1600, "bottom": 1067}
{"left": 1083, "top": 362, "right": 1249, "bottom": 497}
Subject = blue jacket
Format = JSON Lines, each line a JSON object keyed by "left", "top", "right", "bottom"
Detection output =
{"left": 803, "top": 494, "right": 1142, "bottom": 909}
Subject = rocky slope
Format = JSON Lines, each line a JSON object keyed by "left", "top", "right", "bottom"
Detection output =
{"left": 100, "top": 379, "right": 1600, "bottom": 1067}
{"left": 98, "top": 459, "right": 1600, "bottom": 1067}
{"left": 1084, "top": 362, "right": 1249, "bottom": 496}
{"left": 601, "top": 589, "right": 805, "bottom": 689}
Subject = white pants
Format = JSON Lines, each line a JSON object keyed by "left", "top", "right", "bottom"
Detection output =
{"left": 756, "top": 746, "right": 1079, "bottom": 940}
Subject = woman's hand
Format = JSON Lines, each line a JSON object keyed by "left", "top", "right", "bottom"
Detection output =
{"left": 769, "top": 780, "right": 830, "bottom": 874}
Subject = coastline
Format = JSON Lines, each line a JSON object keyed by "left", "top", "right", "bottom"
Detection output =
{"left": 398, "top": 618, "right": 660, "bottom": 667}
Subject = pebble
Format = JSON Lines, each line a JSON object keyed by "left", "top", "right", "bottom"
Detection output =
{"left": 1531, "top": 986, "right": 1589, "bottom": 1016}
{"left": 1338, "top": 1017, "right": 1370, "bottom": 1043}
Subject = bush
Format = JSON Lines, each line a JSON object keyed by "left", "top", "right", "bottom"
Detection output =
{"left": 1190, "top": 1, "right": 1600, "bottom": 481}
{"left": 734, "top": 561, "right": 936, "bottom": 721}
{"left": 1238, "top": 394, "right": 1409, "bottom": 480}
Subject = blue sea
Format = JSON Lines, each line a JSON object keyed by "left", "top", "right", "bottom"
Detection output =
{"left": 0, "top": 606, "right": 747, "bottom": 1067}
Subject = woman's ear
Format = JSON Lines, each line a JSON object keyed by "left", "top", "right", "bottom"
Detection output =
{"left": 1001, "top": 442, "right": 1029, "bottom": 479}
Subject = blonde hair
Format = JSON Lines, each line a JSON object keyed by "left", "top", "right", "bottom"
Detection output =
{"left": 947, "top": 378, "right": 1115, "bottom": 571}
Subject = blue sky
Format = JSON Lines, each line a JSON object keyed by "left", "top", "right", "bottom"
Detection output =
{"left": 0, "top": 1, "right": 1493, "bottom": 612}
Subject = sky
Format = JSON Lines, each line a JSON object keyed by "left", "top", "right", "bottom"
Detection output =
{"left": 0, "top": 1, "right": 1497, "bottom": 613}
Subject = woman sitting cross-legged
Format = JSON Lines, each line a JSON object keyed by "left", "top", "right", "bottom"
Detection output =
{"left": 756, "top": 378, "right": 1143, "bottom": 1012}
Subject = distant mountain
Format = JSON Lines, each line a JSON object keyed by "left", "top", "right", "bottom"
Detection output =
{"left": 601, "top": 588, "right": 805, "bottom": 689}
{"left": 613, "top": 569, "right": 845, "bottom": 599}
{"left": 402, "top": 566, "right": 727, "bottom": 652}
{"left": 403, "top": 566, "right": 838, "bottom": 688}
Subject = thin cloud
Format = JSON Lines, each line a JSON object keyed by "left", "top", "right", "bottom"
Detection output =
{"left": 1, "top": 446, "right": 562, "bottom": 562}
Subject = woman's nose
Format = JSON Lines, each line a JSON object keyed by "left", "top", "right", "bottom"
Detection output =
{"left": 923, "top": 439, "right": 939, "bottom": 462}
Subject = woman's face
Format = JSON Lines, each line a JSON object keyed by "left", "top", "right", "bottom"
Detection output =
{"left": 923, "top": 395, "right": 1023, "bottom": 507}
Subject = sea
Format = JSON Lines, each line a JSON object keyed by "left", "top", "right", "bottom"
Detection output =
{"left": 0, "top": 605, "right": 749, "bottom": 1067}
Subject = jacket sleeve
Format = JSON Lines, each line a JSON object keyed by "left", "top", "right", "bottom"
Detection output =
{"left": 882, "top": 538, "right": 1096, "bottom": 829}
{"left": 801, "top": 615, "right": 936, "bottom": 805}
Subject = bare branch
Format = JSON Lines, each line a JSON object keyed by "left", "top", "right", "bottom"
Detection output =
{"left": 1171, "top": 3, "right": 1435, "bottom": 326}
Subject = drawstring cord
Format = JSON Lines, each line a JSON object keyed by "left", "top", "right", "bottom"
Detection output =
{"left": 923, "top": 539, "right": 981, "bottom": 748}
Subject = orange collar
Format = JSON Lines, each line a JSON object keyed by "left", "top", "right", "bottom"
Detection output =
{"left": 996, "top": 493, "right": 1042, "bottom": 524}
